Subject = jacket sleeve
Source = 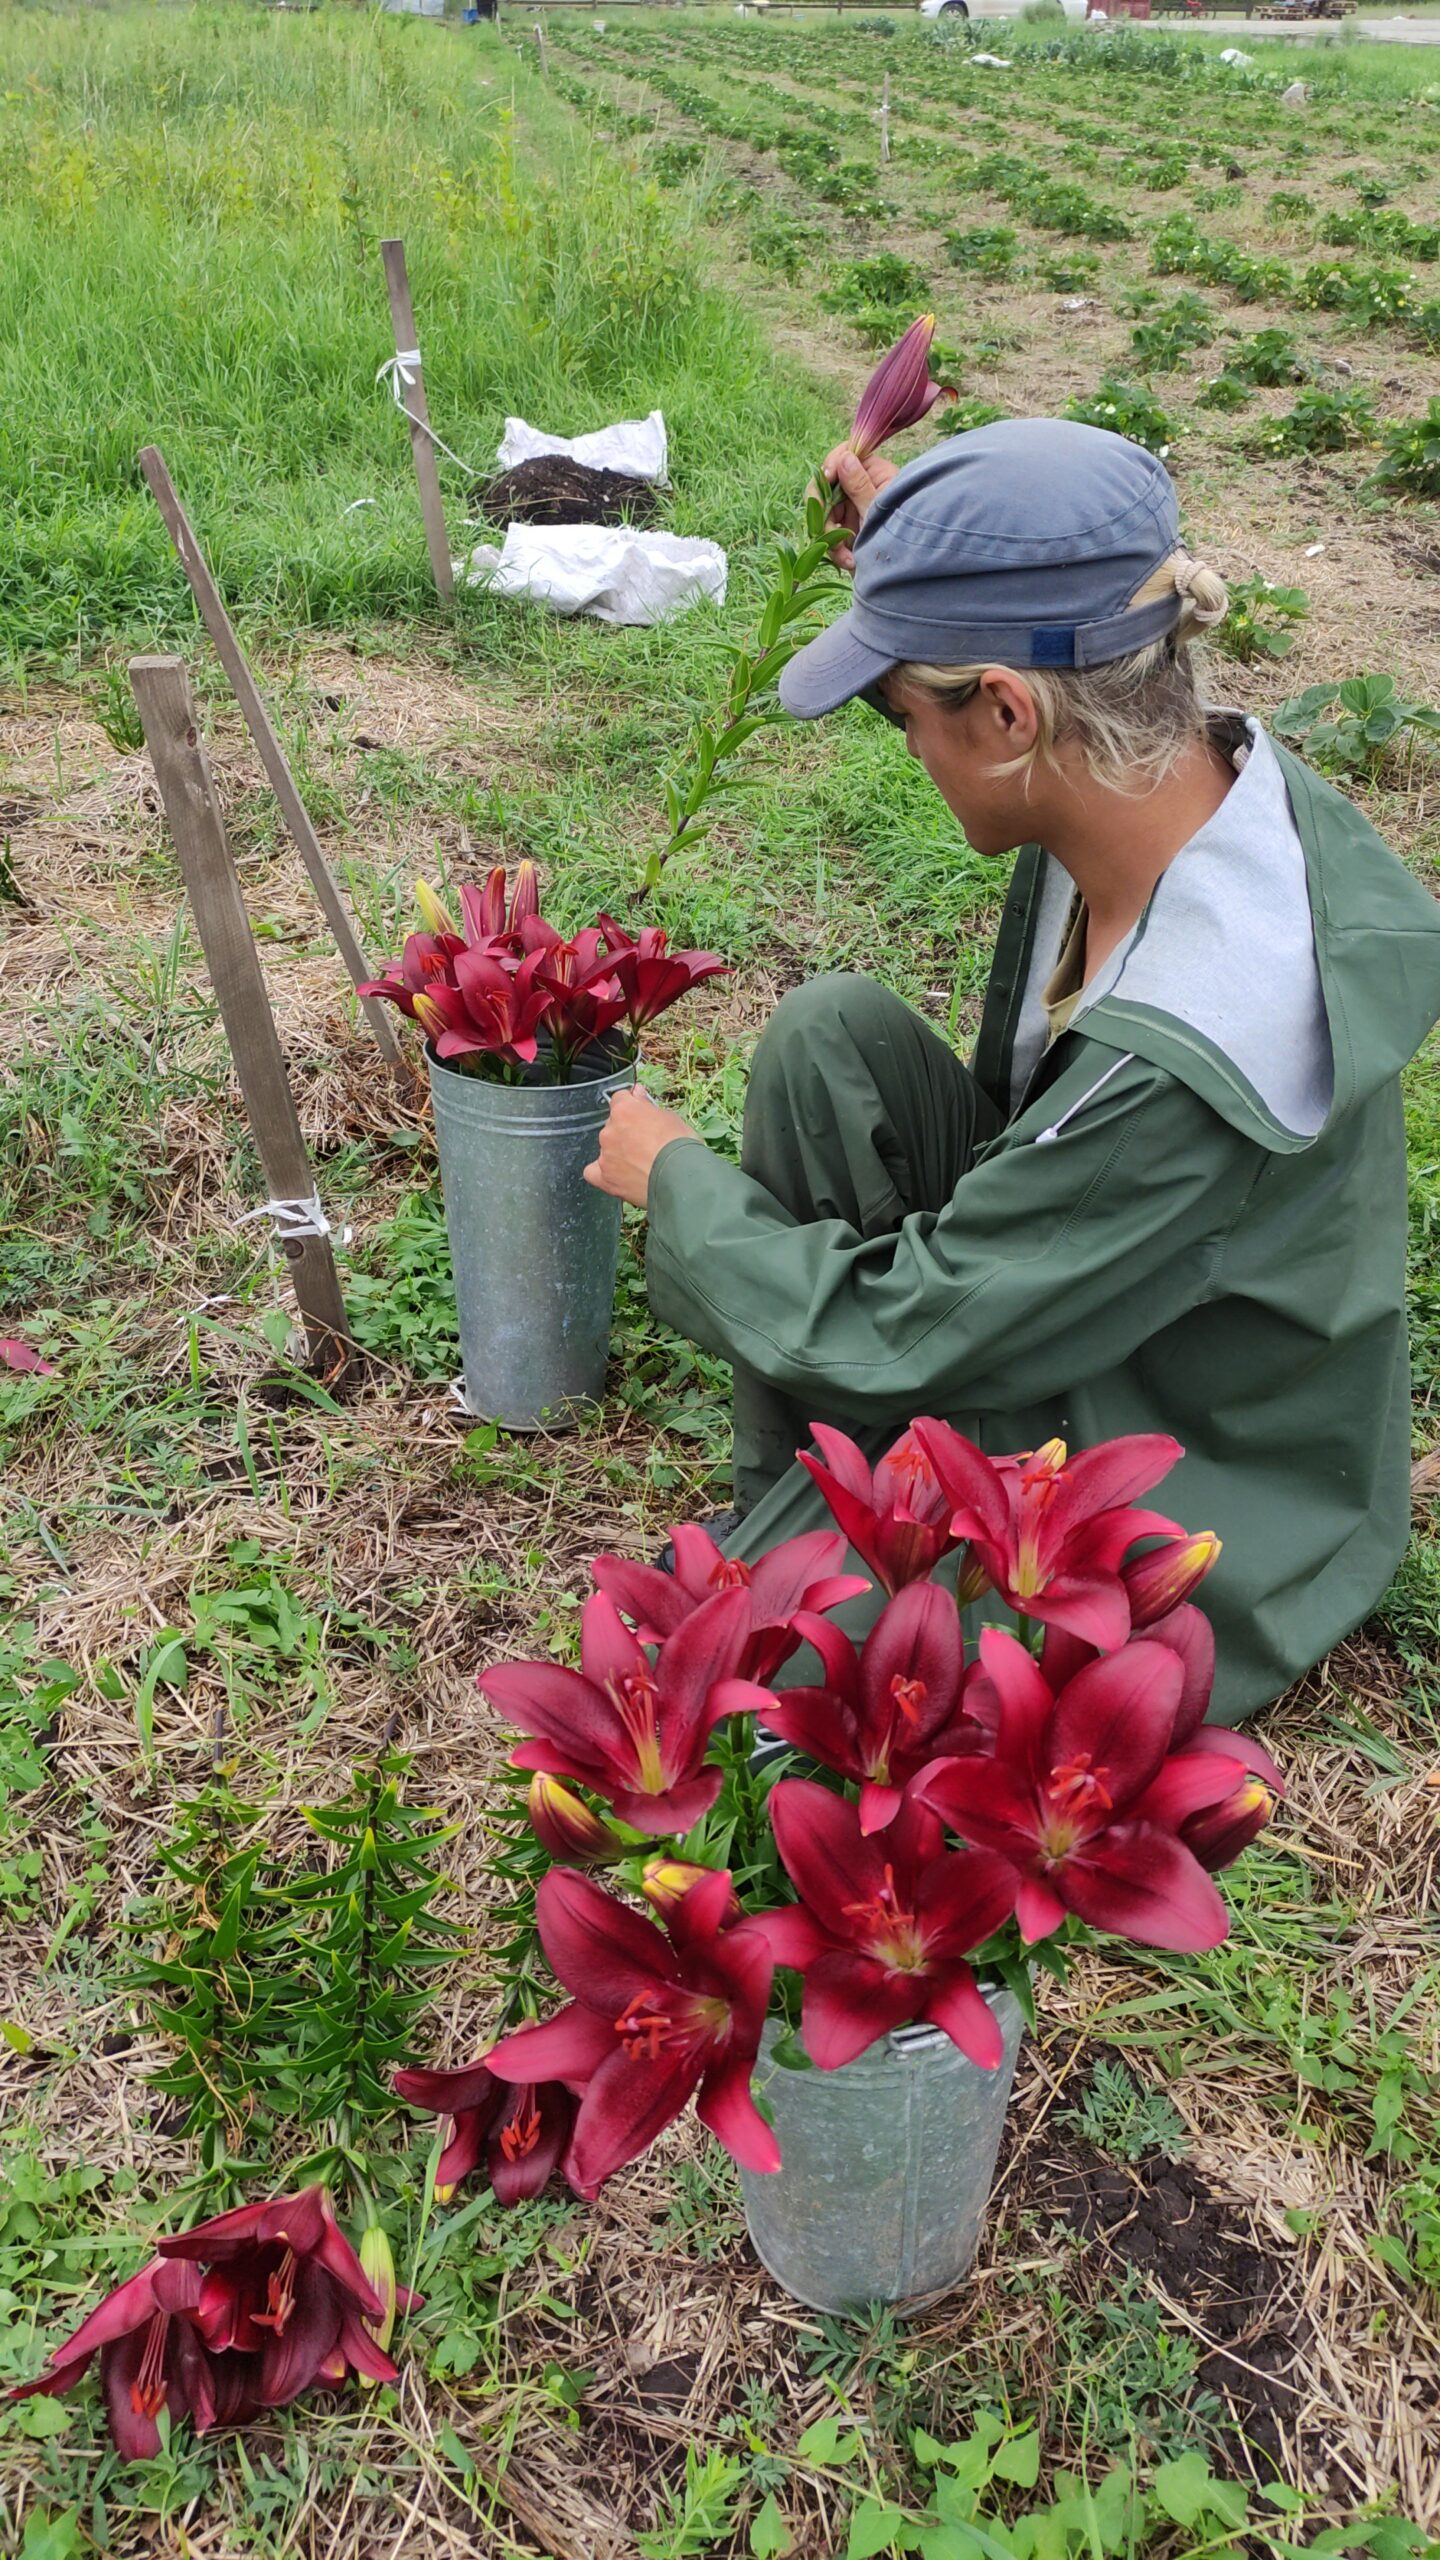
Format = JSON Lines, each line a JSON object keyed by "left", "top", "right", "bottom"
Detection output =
{"left": 644, "top": 1052, "right": 1261, "bottom": 1422}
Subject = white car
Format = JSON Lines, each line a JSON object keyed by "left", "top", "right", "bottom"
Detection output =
{"left": 919, "top": 0, "right": 1090, "bottom": 18}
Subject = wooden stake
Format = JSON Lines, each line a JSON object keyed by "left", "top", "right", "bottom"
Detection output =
{"left": 379, "top": 238, "right": 455, "bottom": 604}
{"left": 137, "top": 446, "right": 403, "bottom": 1070}
{"left": 880, "top": 70, "right": 891, "bottom": 164}
{"left": 130, "top": 655, "right": 355, "bottom": 1383}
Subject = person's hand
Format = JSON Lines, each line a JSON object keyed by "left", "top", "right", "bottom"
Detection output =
{"left": 583, "top": 1087, "right": 701, "bottom": 1211}
{"left": 818, "top": 445, "right": 900, "bottom": 571}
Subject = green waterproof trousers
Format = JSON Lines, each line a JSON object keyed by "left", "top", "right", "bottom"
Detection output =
{"left": 732, "top": 972, "right": 1002, "bottom": 1519}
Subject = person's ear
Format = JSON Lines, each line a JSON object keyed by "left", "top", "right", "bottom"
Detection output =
{"left": 977, "top": 668, "right": 1040, "bottom": 751}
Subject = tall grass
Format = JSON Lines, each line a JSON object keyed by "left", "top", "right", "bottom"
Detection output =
{"left": 945, "top": 15, "right": 1440, "bottom": 102}
{"left": 0, "top": 5, "right": 832, "bottom": 669}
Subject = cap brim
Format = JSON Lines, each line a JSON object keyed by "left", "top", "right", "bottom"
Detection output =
{"left": 777, "top": 611, "right": 897, "bottom": 720}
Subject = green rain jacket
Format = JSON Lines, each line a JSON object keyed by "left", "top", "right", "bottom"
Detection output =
{"left": 644, "top": 722, "right": 1440, "bottom": 1723}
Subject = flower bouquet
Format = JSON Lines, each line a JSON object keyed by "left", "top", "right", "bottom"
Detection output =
{"left": 399, "top": 1421, "right": 1282, "bottom": 2312}
{"left": 11, "top": 1429, "right": 1281, "bottom": 2453}
{"left": 359, "top": 865, "right": 727, "bottom": 1427}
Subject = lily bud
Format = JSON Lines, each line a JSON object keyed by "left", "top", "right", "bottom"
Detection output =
{"left": 412, "top": 990, "right": 447, "bottom": 1041}
{"left": 509, "top": 860, "right": 540, "bottom": 931}
{"left": 641, "top": 1858, "right": 742, "bottom": 1928}
{"left": 358, "top": 2222, "right": 398, "bottom": 2367}
{"left": 527, "top": 1773, "right": 626, "bottom": 1866}
{"left": 954, "top": 1546, "right": 994, "bottom": 1610}
{"left": 1125, "top": 1531, "right": 1222, "bottom": 1629}
{"left": 1182, "top": 1775, "right": 1274, "bottom": 1872}
{"left": 415, "top": 878, "right": 457, "bottom": 938}
{"left": 850, "top": 315, "right": 956, "bottom": 463}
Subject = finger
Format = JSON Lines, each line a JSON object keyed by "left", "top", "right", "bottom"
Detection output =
{"left": 830, "top": 450, "right": 878, "bottom": 505}
{"left": 833, "top": 540, "right": 856, "bottom": 573}
{"left": 582, "top": 1158, "right": 609, "bottom": 1190}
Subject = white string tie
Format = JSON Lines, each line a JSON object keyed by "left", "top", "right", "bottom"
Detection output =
{"left": 238, "top": 1195, "right": 332, "bottom": 1241}
{"left": 376, "top": 350, "right": 476, "bottom": 478}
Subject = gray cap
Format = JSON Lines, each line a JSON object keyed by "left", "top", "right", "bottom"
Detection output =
{"left": 779, "top": 417, "right": 1183, "bottom": 720}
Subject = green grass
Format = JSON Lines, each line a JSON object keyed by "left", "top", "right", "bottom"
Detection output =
{"left": 0, "top": 6, "right": 833, "bottom": 670}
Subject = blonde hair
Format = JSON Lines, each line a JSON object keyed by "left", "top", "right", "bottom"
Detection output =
{"left": 896, "top": 550, "right": 1230, "bottom": 795}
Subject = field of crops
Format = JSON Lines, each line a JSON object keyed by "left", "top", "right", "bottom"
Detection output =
{"left": 2, "top": 7, "right": 1439, "bottom": 2557}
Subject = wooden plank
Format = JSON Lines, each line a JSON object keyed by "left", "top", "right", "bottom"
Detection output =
{"left": 379, "top": 238, "right": 456, "bottom": 604}
{"left": 130, "top": 655, "right": 356, "bottom": 1382}
{"left": 137, "top": 445, "right": 404, "bottom": 1070}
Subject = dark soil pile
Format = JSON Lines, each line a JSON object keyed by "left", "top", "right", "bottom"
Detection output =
{"left": 468, "top": 456, "right": 662, "bottom": 527}
{"left": 1030, "top": 2136, "right": 1309, "bottom": 2473}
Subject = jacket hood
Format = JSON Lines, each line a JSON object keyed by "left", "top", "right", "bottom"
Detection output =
{"left": 1022, "top": 719, "right": 1440, "bottom": 1153}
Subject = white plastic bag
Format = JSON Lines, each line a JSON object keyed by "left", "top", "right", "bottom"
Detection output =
{"left": 495, "top": 409, "right": 669, "bottom": 485}
{"left": 457, "top": 524, "right": 727, "bottom": 626}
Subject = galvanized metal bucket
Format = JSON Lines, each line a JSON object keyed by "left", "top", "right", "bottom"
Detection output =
{"left": 427, "top": 1043, "right": 635, "bottom": 1430}
{"left": 739, "top": 1992, "right": 1025, "bottom": 2314}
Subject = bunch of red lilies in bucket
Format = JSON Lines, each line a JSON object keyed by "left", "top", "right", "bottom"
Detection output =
{"left": 359, "top": 866, "right": 728, "bottom": 1079}
{"left": 396, "top": 1420, "right": 1282, "bottom": 2213}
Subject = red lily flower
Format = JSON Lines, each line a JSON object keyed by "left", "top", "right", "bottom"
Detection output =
{"left": 434, "top": 944, "right": 552, "bottom": 1066}
{"left": 8, "top": 2255, "right": 258, "bottom": 2460}
{"left": 1117, "top": 1608, "right": 1283, "bottom": 1856}
{"left": 755, "top": 1580, "right": 984, "bottom": 1834}
{"left": 798, "top": 1423, "right": 978, "bottom": 1597}
{"left": 393, "top": 2056, "right": 577, "bottom": 2204}
{"left": 156, "top": 2184, "right": 398, "bottom": 2410}
{"left": 536, "top": 964, "right": 631, "bottom": 1062}
{"left": 458, "top": 861, "right": 539, "bottom": 947}
{"left": 1037, "top": 1602, "right": 1284, "bottom": 1803}
{"left": 754, "top": 1780, "right": 1019, "bottom": 2070}
{"left": 591, "top": 1523, "right": 868, "bottom": 1684}
{"left": 913, "top": 1420, "right": 1185, "bottom": 1651}
{"left": 917, "top": 1629, "right": 1238, "bottom": 1953}
{"left": 518, "top": 923, "right": 628, "bottom": 1063}
{"left": 479, "top": 1585, "right": 770, "bottom": 1836}
{"left": 594, "top": 914, "right": 731, "bottom": 1034}
{"left": 486, "top": 1867, "right": 780, "bottom": 2195}
{"left": 357, "top": 926, "right": 466, "bottom": 1022}
{"left": 527, "top": 1771, "right": 628, "bottom": 1865}
{"left": 850, "top": 316, "right": 956, "bottom": 462}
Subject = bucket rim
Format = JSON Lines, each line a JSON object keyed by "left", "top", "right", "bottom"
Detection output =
{"left": 760, "top": 1980, "right": 1024, "bottom": 2076}
{"left": 425, "top": 1037, "right": 637, "bottom": 1094}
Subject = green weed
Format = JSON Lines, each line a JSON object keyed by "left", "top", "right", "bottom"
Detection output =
{"left": 1251, "top": 385, "right": 1378, "bottom": 455}
{"left": 945, "top": 225, "right": 1022, "bottom": 280}
{"left": 1128, "top": 291, "right": 1217, "bottom": 374}
{"left": 1273, "top": 673, "right": 1440, "bottom": 776}
{"left": 1064, "top": 377, "right": 1175, "bottom": 457}
{"left": 1216, "top": 575, "right": 1310, "bottom": 666}
{"left": 1060, "top": 2057, "right": 1189, "bottom": 2166}
{"left": 1374, "top": 397, "right": 1440, "bottom": 498}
